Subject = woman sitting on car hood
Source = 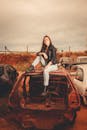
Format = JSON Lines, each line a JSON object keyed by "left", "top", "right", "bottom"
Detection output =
{"left": 26, "top": 35, "right": 58, "bottom": 95}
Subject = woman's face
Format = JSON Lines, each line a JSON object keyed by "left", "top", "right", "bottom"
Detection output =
{"left": 44, "top": 37, "right": 50, "bottom": 47}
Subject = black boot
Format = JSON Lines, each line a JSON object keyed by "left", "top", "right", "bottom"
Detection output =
{"left": 26, "top": 65, "right": 34, "bottom": 73}
{"left": 41, "top": 86, "right": 48, "bottom": 96}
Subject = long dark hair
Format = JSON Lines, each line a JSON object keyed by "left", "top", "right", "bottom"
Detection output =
{"left": 41, "top": 35, "right": 52, "bottom": 51}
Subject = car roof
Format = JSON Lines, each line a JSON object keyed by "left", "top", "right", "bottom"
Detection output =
{"left": 24, "top": 68, "right": 69, "bottom": 77}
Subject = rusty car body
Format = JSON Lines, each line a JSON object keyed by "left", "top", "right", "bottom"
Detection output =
{"left": 8, "top": 68, "right": 80, "bottom": 130}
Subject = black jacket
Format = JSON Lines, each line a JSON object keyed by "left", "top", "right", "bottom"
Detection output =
{"left": 37, "top": 44, "right": 58, "bottom": 64}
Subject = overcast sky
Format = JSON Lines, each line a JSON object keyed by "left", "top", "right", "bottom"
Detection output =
{"left": 0, "top": 0, "right": 87, "bottom": 52}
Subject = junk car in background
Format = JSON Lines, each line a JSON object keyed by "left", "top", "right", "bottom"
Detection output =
{"left": 59, "top": 57, "right": 73, "bottom": 69}
{"left": 76, "top": 56, "right": 87, "bottom": 64}
{"left": 0, "top": 64, "right": 18, "bottom": 97}
{"left": 73, "top": 64, "right": 87, "bottom": 105}
{"left": 70, "top": 56, "right": 87, "bottom": 105}
{"left": 8, "top": 68, "right": 80, "bottom": 130}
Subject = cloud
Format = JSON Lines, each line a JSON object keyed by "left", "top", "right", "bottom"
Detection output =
{"left": 0, "top": 0, "right": 87, "bottom": 51}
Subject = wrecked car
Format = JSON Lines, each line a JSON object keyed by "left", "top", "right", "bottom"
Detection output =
{"left": 8, "top": 68, "right": 80, "bottom": 130}
{"left": 73, "top": 64, "right": 87, "bottom": 105}
{"left": 59, "top": 57, "right": 73, "bottom": 69}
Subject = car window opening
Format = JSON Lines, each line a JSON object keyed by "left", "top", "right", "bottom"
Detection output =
{"left": 15, "top": 75, "right": 70, "bottom": 108}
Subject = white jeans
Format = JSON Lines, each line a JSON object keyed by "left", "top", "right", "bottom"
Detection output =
{"left": 32, "top": 56, "right": 58, "bottom": 86}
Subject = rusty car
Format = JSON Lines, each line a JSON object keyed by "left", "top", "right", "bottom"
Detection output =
{"left": 8, "top": 68, "right": 80, "bottom": 130}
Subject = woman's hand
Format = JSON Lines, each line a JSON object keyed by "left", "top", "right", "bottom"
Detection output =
{"left": 42, "top": 53, "right": 48, "bottom": 59}
{"left": 39, "top": 52, "right": 48, "bottom": 59}
{"left": 45, "top": 61, "right": 52, "bottom": 69}
{"left": 38, "top": 52, "right": 43, "bottom": 56}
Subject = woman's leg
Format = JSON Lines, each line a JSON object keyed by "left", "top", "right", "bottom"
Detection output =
{"left": 32, "top": 56, "right": 46, "bottom": 67}
{"left": 42, "top": 64, "right": 58, "bottom": 95}
{"left": 43, "top": 64, "right": 58, "bottom": 86}
{"left": 26, "top": 56, "right": 46, "bottom": 72}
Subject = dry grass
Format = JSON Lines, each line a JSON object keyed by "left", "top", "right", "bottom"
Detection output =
{"left": 0, "top": 51, "right": 87, "bottom": 71}
{"left": 0, "top": 52, "right": 36, "bottom": 71}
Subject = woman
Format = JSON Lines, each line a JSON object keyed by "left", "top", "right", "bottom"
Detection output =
{"left": 26, "top": 35, "right": 58, "bottom": 95}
